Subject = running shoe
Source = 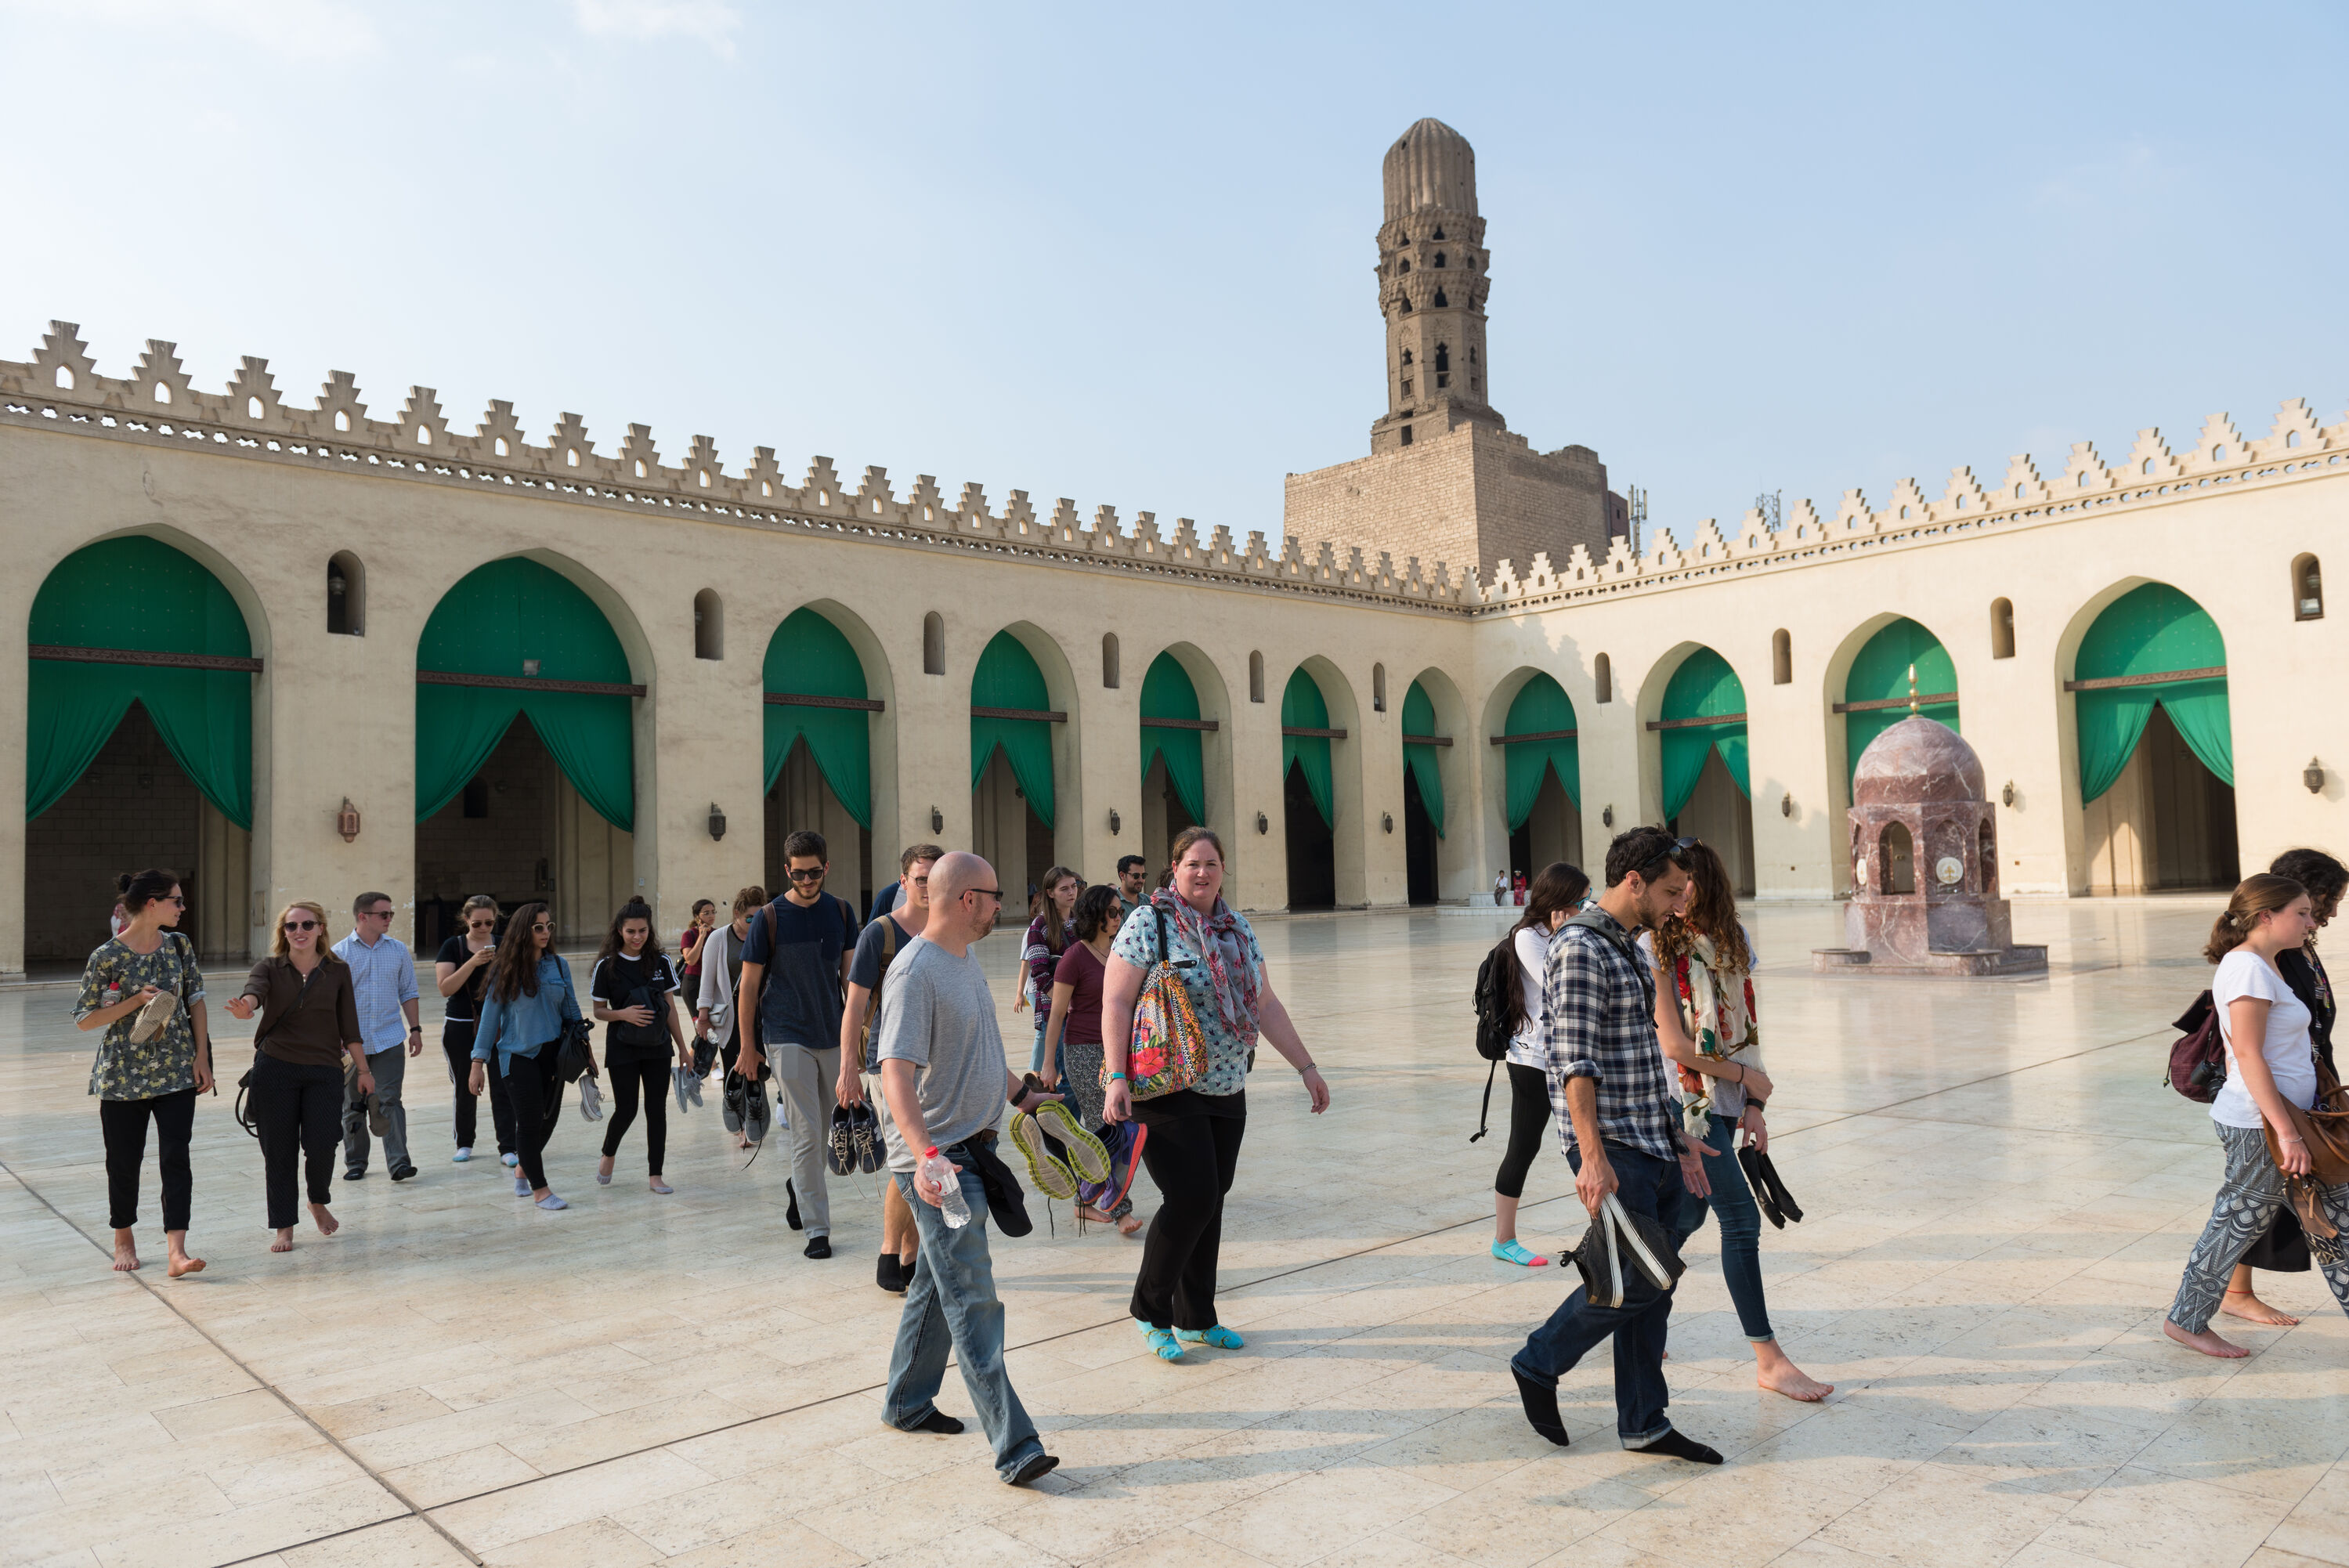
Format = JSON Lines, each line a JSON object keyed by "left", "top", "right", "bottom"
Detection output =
{"left": 685, "top": 1068, "right": 704, "bottom": 1108}
{"left": 672, "top": 1065, "right": 693, "bottom": 1114}
{"left": 1095, "top": 1120, "right": 1147, "bottom": 1214}
{"left": 1031, "top": 1101, "right": 1110, "bottom": 1185}
{"left": 848, "top": 1101, "right": 885, "bottom": 1174}
{"left": 578, "top": 1077, "right": 604, "bottom": 1122}
{"left": 826, "top": 1104, "right": 855, "bottom": 1176}
{"left": 1007, "top": 1111, "right": 1078, "bottom": 1201}
{"left": 128, "top": 990, "right": 179, "bottom": 1044}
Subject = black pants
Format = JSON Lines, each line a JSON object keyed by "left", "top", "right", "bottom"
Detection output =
{"left": 1494, "top": 1062, "right": 1552, "bottom": 1200}
{"left": 1129, "top": 1092, "right": 1247, "bottom": 1331}
{"left": 251, "top": 1053, "right": 342, "bottom": 1230}
{"left": 443, "top": 1023, "right": 515, "bottom": 1154}
{"left": 601, "top": 1059, "right": 668, "bottom": 1174}
{"left": 498, "top": 1044, "right": 562, "bottom": 1190}
{"left": 99, "top": 1087, "right": 197, "bottom": 1231}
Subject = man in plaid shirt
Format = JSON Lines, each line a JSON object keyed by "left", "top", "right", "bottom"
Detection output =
{"left": 1510, "top": 826, "right": 1722, "bottom": 1465}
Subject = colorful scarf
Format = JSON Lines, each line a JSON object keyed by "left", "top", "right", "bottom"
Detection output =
{"left": 1669, "top": 931, "right": 1758, "bottom": 1133}
{"left": 1155, "top": 888, "right": 1261, "bottom": 1045}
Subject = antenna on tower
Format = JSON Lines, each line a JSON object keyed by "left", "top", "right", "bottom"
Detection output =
{"left": 1753, "top": 490, "right": 1781, "bottom": 532}
{"left": 1628, "top": 485, "right": 1648, "bottom": 553}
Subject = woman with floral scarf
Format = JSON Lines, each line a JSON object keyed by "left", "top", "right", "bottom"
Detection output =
{"left": 1101, "top": 826, "right": 1330, "bottom": 1362}
{"left": 1646, "top": 840, "right": 1831, "bottom": 1402}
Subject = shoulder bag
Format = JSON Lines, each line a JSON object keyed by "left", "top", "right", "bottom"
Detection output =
{"left": 2265, "top": 1052, "right": 2349, "bottom": 1239}
{"left": 1110, "top": 905, "right": 1208, "bottom": 1100}
{"left": 858, "top": 916, "right": 900, "bottom": 1071}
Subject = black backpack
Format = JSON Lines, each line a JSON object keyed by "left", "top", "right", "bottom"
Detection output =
{"left": 1469, "top": 932, "right": 1523, "bottom": 1142}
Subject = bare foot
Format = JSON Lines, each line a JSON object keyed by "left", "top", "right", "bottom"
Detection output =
{"left": 111, "top": 1234, "right": 141, "bottom": 1273}
{"left": 2163, "top": 1319, "right": 2250, "bottom": 1358}
{"left": 1078, "top": 1205, "right": 1115, "bottom": 1225}
{"left": 311, "top": 1204, "right": 339, "bottom": 1237}
{"left": 1758, "top": 1364, "right": 1834, "bottom": 1401}
{"left": 271, "top": 1230, "right": 295, "bottom": 1253}
{"left": 2221, "top": 1288, "right": 2300, "bottom": 1327}
{"left": 166, "top": 1254, "right": 205, "bottom": 1279}
{"left": 1118, "top": 1213, "right": 1144, "bottom": 1237}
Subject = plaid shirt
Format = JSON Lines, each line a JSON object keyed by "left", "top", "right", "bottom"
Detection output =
{"left": 1541, "top": 910, "right": 1680, "bottom": 1162}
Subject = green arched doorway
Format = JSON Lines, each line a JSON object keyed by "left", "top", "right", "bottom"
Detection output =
{"left": 765, "top": 608, "right": 876, "bottom": 912}
{"left": 1281, "top": 667, "right": 1339, "bottom": 909}
{"left": 414, "top": 558, "right": 638, "bottom": 948}
{"left": 2073, "top": 583, "right": 2237, "bottom": 892}
{"left": 1840, "top": 618, "right": 1959, "bottom": 788}
{"left": 1140, "top": 652, "right": 1206, "bottom": 868}
{"left": 970, "top": 630, "right": 1057, "bottom": 902}
{"left": 1497, "top": 674, "right": 1582, "bottom": 886}
{"left": 1656, "top": 648, "right": 1754, "bottom": 894}
{"left": 27, "top": 537, "right": 257, "bottom": 963}
{"left": 1401, "top": 680, "right": 1446, "bottom": 905}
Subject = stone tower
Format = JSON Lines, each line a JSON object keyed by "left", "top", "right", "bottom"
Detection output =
{"left": 1371, "top": 118, "right": 1502, "bottom": 454}
{"left": 1285, "top": 118, "right": 1621, "bottom": 583}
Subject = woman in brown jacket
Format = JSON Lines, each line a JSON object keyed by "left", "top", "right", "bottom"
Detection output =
{"left": 226, "top": 901, "right": 367, "bottom": 1252}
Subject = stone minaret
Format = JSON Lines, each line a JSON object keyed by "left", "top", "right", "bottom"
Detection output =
{"left": 1370, "top": 118, "right": 1503, "bottom": 454}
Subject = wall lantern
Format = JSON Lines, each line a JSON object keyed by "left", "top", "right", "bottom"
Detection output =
{"left": 1602, "top": 804, "right": 1614, "bottom": 829}
{"left": 1255, "top": 811, "right": 1270, "bottom": 835}
{"left": 1108, "top": 808, "right": 1122, "bottom": 836}
{"left": 336, "top": 797, "right": 361, "bottom": 843}
{"left": 1780, "top": 793, "right": 1794, "bottom": 818}
{"left": 327, "top": 569, "right": 347, "bottom": 601}
{"left": 931, "top": 805, "right": 945, "bottom": 834}
{"left": 2000, "top": 781, "right": 2016, "bottom": 807}
{"left": 2307, "top": 758, "right": 2326, "bottom": 795}
{"left": 707, "top": 802, "right": 727, "bottom": 840}
{"left": 1382, "top": 812, "right": 1395, "bottom": 834}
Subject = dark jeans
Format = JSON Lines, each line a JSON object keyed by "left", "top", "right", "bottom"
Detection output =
{"left": 1512, "top": 1143, "right": 1681, "bottom": 1447}
{"left": 1129, "top": 1092, "right": 1246, "bottom": 1331}
{"left": 1669, "top": 1113, "right": 1773, "bottom": 1342}
{"left": 497, "top": 1044, "right": 562, "bottom": 1190}
{"left": 601, "top": 1059, "right": 668, "bottom": 1174}
{"left": 251, "top": 1053, "right": 342, "bottom": 1230}
{"left": 443, "top": 1022, "right": 515, "bottom": 1154}
{"left": 99, "top": 1087, "right": 197, "bottom": 1231}
{"left": 1494, "top": 1062, "right": 1551, "bottom": 1199}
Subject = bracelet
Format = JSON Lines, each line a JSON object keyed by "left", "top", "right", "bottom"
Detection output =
{"left": 1299, "top": 1062, "right": 1319, "bottom": 1074}
{"left": 1107, "top": 1071, "right": 1127, "bottom": 1081}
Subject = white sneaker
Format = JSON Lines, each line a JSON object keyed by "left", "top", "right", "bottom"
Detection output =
{"left": 453, "top": 1147, "right": 472, "bottom": 1163}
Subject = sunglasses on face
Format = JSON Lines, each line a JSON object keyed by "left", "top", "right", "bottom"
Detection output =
{"left": 531, "top": 921, "right": 552, "bottom": 932}
{"left": 366, "top": 908, "right": 394, "bottom": 919}
{"left": 786, "top": 868, "right": 826, "bottom": 882}
{"left": 161, "top": 894, "right": 186, "bottom": 906}
{"left": 467, "top": 917, "right": 496, "bottom": 929}
{"left": 966, "top": 889, "right": 1003, "bottom": 902}
{"left": 282, "top": 919, "right": 318, "bottom": 931}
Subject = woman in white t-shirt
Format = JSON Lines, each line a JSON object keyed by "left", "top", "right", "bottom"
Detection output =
{"left": 2166, "top": 873, "right": 2349, "bottom": 1357}
{"left": 1488, "top": 862, "right": 1592, "bottom": 1267}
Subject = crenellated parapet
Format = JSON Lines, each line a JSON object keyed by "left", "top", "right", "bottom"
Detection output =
{"left": 7, "top": 322, "right": 2345, "bottom": 623}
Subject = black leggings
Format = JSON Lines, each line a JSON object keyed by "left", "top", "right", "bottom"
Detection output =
{"left": 100, "top": 1087, "right": 197, "bottom": 1231}
{"left": 601, "top": 1060, "right": 668, "bottom": 1174}
{"left": 251, "top": 1053, "right": 342, "bottom": 1229}
{"left": 1129, "top": 1093, "right": 1247, "bottom": 1331}
{"left": 443, "top": 1023, "right": 517, "bottom": 1154}
{"left": 498, "top": 1044, "right": 562, "bottom": 1190}
{"left": 1494, "top": 1062, "right": 1551, "bottom": 1200}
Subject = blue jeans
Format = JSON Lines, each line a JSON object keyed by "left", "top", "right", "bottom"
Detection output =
{"left": 1670, "top": 1114, "right": 1773, "bottom": 1343}
{"left": 1512, "top": 1143, "right": 1680, "bottom": 1447}
{"left": 885, "top": 1158, "right": 1046, "bottom": 1481}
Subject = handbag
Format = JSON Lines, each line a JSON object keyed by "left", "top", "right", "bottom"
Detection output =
{"left": 1110, "top": 905, "right": 1209, "bottom": 1100}
{"left": 553, "top": 1013, "right": 595, "bottom": 1086}
{"left": 1569, "top": 1193, "right": 1685, "bottom": 1309}
{"left": 2264, "top": 1053, "right": 2349, "bottom": 1238}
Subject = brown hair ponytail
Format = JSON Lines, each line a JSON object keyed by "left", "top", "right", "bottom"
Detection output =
{"left": 2203, "top": 873, "right": 2307, "bottom": 963}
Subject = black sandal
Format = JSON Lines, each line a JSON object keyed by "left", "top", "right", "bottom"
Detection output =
{"left": 1738, "top": 1145, "right": 1786, "bottom": 1229}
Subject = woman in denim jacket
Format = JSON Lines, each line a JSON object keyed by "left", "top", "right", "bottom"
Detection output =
{"left": 467, "top": 901, "right": 587, "bottom": 1212}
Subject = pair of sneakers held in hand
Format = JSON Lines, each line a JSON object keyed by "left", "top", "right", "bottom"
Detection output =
{"left": 1007, "top": 1075, "right": 1144, "bottom": 1212}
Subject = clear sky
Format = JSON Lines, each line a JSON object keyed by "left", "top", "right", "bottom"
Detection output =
{"left": 5, "top": 1, "right": 2342, "bottom": 565}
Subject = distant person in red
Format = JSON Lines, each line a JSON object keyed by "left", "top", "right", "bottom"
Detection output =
{"left": 1513, "top": 873, "right": 1527, "bottom": 906}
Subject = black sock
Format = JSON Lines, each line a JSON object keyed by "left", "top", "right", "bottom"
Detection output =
{"left": 1631, "top": 1430, "right": 1722, "bottom": 1465}
{"left": 1512, "top": 1367, "right": 1569, "bottom": 1447}
{"left": 906, "top": 1410, "right": 964, "bottom": 1435}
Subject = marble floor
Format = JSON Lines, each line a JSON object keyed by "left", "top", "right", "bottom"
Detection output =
{"left": 4, "top": 898, "right": 2346, "bottom": 1568}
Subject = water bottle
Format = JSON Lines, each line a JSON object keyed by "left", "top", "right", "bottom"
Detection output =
{"left": 921, "top": 1147, "right": 970, "bottom": 1228}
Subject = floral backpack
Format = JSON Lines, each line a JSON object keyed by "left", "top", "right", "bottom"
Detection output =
{"left": 1110, "top": 905, "right": 1209, "bottom": 1099}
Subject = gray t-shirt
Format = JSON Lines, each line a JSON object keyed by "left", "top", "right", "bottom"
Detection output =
{"left": 873, "top": 938, "right": 1006, "bottom": 1172}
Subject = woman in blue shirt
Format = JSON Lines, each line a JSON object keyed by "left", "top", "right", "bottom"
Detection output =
{"left": 466, "top": 901, "right": 587, "bottom": 1212}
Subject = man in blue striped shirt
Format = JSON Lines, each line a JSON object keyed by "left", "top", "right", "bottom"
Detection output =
{"left": 1511, "top": 826, "right": 1722, "bottom": 1465}
{"left": 334, "top": 891, "right": 422, "bottom": 1183}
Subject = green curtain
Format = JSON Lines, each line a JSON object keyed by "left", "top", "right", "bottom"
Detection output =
{"left": 970, "top": 630, "right": 1054, "bottom": 827}
{"left": 1401, "top": 680, "right": 1444, "bottom": 836}
{"left": 1845, "top": 617, "right": 1959, "bottom": 786}
{"left": 764, "top": 608, "right": 871, "bottom": 826}
{"left": 28, "top": 537, "right": 254, "bottom": 827}
{"left": 416, "top": 558, "right": 635, "bottom": 830}
{"left": 1139, "top": 652, "right": 1207, "bottom": 822}
{"left": 2076, "top": 582, "right": 2232, "bottom": 802}
{"left": 1501, "top": 673, "right": 1580, "bottom": 829}
{"left": 1659, "top": 647, "right": 1750, "bottom": 818}
{"left": 1281, "top": 667, "right": 1335, "bottom": 826}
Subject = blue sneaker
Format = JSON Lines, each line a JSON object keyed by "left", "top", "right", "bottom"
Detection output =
{"left": 452, "top": 1147, "right": 472, "bottom": 1163}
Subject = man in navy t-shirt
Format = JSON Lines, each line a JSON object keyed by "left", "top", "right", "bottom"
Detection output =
{"left": 736, "top": 829, "right": 859, "bottom": 1258}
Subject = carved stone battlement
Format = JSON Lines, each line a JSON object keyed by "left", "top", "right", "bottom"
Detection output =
{"left": 7, "top": 323, "right": 2344, "bottom": 620}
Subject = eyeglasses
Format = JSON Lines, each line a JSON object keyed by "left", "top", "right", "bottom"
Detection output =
{"left": 786, "top": 868, "right": 826, "bottom": 882}
{"left": 282, "top": 919, "right": 318, "bottom": 931}
{"left": 164, "top": 894, "right": 186, "bottom": 906}
{"left": 909, "top": 875, "right": 929, "bottom": 887}
{"left": 365, "top": 908, "right": 394, "bottom": 919}
{"left": 966, "top": 888, "right": 1003, "bottom": 902}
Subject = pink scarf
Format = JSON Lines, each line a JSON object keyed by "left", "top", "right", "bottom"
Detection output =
{"left": 1155, "top": 888, "right": 1261, "bottom": 1044}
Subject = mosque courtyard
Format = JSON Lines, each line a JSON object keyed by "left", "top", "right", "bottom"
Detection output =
{"left": 2, "top": 897, "right": 2344, "bottom": 1568}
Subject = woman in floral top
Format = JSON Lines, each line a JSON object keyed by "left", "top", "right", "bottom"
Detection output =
{"left": 74, "top": 868, "right": 213, "bottom": 1277}
{"left": 1101, "top": 827, "right": 1329, "bottom": 1362}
